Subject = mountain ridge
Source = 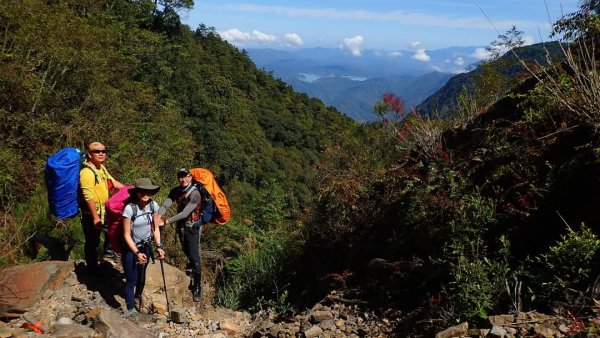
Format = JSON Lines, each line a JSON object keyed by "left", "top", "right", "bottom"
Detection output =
{"left": 247, "top": 46, "right": 481, "bottom": 121}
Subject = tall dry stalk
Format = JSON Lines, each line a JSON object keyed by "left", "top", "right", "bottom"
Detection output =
{"left": 538, "top": 39, "right": 600, "bottom": 127}
{"left": 0, "top": 209, "right": 32, "bottom": 270}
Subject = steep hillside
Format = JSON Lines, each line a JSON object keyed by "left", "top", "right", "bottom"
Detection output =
{"left": 418, "top": 41, "right": 564, "bottom": 115}
{"left": 297, "top": 19, "right": 600, "bottom": 334}
{"left": 0, "top": 0, "right": 359, "bottom": 308}
{"left": 0, "top": 0, "right": 356, "bottom": 212}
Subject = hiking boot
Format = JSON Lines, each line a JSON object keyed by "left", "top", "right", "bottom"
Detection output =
{"left": 192, "top": 274, "right": 201, "bottom": 302}
{"left": 192, "top": 283, "right": 201, "bottom": 302}
{"left": 103, "top": 250, "right": 117, "bottom": 259}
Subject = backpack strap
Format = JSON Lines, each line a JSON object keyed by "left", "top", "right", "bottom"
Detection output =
{"left": 183, "top": 184, "right": 198, "bottom": 199}
{"left": 129, "top": 203, "right": 138, "bottom": 222}
{"left": 81, "top": 165, "right": 100, "bottom": 186}
{"left": 128, "top": 201, "right": 155, "bottom": 237}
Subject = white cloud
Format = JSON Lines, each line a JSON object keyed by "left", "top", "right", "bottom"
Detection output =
{"left": 388, "top": 51, "right": 403, "bottom": 57}
{"left": 454, "top": 57, "right": 465, "bottom": 66}
{"left": 219, "top": 28, "right": 277, "bottom": 45}
{"left": 410, "top": 41, "right": 422, "bottom": 49}
{"left": 431, "top": 64, "right": 468, "bottom": 74}
{"left": 283, "top": 33, "right": 304, "bottom": 47}
{"left": 471, "top": 47, "right": 492, "bottom": 60}
{"left": 413, "top": 48, "right": 430, "bottom": 62}
{"left": 340, "top": 35, "right": 364, "bottom": 56}
{"left": 523, "top": 35, "right": 536, "bottom": 46}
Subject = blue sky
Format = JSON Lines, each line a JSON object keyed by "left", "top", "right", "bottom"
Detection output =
{"left": 181, "top": 1, "right": 579, "bottom": 52}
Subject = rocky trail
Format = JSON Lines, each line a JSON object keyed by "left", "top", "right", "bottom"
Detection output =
{"left": 1, "top": 260, "right": 597, "bottom": 337}
{"left": 0, "top": 260, "right": 399, "bottom": 337}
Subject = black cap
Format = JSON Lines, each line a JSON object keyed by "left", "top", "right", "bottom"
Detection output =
{"left": 177, "top": 168, "right": 190, "bottom": 177}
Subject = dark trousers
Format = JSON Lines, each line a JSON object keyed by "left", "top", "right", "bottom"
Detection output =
{"left": 121, "top": 244, "right": 151, "bottom": 310}
{"left": 177, "top": 224, "right": 202, "bottom": 276}
{"left": 81, "top": 213, "right": 112, "bottom": 269}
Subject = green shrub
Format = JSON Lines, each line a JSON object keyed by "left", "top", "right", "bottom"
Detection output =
{"left": 251, "top": 290, "right": 295, "bottom": 318}
{"left": 215, "top": 223, "right": 300, "bottom": 311}
{"left": 446, "top": 236, "right": 511, "bottom": 321}
{"left": 441, "top": 193, "right": 510, "bottom": 321}
{"left": 251, "top": 179, "right": 287, "bottom": 230}
{"left": 526, "top": 224, "right": 600, "bottom": 306}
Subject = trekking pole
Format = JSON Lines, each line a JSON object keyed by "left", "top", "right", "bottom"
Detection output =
{"left": 157, "top": 226, "right": 171, "bottom": 317}
{"left": 159, "top": 258, "right": 171, "bottom": 317}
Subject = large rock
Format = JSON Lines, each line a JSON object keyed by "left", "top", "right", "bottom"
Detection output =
{"left": 51, "top": 324, "right": 96, "bottom": 338}
{"left": 0, "top": 261, "right": 73, "bottom": 315}
{"left": 220, "top": 320, "right": 241, "bottom": 336}
{"left": 435, "top": 322, "right": 468, "bottom": 338}
{"left": 93, "top": 308, "right": 153, "bottom": 338}
{"left": 144, "top": 260, "right": 188, "bottom": 309}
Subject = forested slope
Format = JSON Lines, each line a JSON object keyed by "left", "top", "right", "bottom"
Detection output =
{"left": 0, "top": 0, "right": 358, "bottom": 309}
{"left": 0, "top": 0, "right": 356, "bottom": 212}
{"left": 4, "top": 2, "right": 600, "bottom": 336}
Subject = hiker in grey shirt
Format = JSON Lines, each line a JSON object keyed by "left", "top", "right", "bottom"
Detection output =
{"left": 158, "top": 168, "right": 215, "bottom": 302}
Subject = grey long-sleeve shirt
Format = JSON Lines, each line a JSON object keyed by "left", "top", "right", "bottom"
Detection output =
{"left": 158, "top": 186, "right": 201, "bottom": 224}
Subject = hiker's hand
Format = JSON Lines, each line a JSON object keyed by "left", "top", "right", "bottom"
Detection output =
{"left": 93, "top": 217, "right": 103, "bottom": 229}
{"left": 136, "top": 252, "right": 148, "bottom": 264}
{"left": 156, "top": 248, "right": 165, "bottom": 260}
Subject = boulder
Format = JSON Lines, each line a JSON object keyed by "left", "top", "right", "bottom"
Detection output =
{"left": 435, "top": 322, "right": 468, "bottom": 338}
{"left": 93, "top": 308, "right": 153, "bottom": 338}
{"left": 51, "top": 324, "right": 96, "bottom": 338}
{"left": 144, "top": 260, "right": 188, "bottom": 310}
{"left": 304, "top": 325, "right": 323, "bottom": 338}
{"left": 0, "top": 261, "right": 73, "bottom": 315}
{"left": 220, "top": 320, "right": 241, "bottom": 336}
{"left": 170, "top": 307, "right": 187, "bottom": 324}
{"left": 489, "top": 324, "right": 508, "bottom": 338}
{"left": 311, "top": 310, "right": 334, "bottom": 323}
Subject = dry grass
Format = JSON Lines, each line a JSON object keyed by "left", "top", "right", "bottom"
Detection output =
{"left": 0, "top": 208, "right": 32, "bottom": 270}
{"left": 537, "top": 40, "right": 600, "bottom": 128}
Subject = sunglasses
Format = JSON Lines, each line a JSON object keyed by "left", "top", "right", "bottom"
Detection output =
{"left": 89, "top": 149, "right": 107, "bottom": 154}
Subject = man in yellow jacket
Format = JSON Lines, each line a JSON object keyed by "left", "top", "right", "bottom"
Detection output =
{"left": 80, "top": 142, "right": 124, "bottom": 272}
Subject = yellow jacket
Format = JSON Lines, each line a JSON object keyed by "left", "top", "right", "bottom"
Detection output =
{"left": 79, "top": 162, "right": 115, "bottom": 221}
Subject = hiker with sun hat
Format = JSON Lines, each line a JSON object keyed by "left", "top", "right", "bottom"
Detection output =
{"left": 121, "top": 177, "right": 165, "bottom": 313}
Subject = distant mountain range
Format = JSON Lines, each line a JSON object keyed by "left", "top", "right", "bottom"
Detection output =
{"left": 286, "top": 73, "right": 453, "bottom": 122}
{"left": 418, "top": 42, "right": 564, "bottom": 115}
{"left": 247, "top": 47, "right": 486, "bottom": 121}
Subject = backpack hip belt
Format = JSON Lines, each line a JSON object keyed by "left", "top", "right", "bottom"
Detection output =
{"left": 183, "top": 220, "right": 201, "bottom": 229}
{"left": 136, "top": 240, "right": 155, "bottom": 262}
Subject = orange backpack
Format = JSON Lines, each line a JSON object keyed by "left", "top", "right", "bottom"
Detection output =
{"left": 189, "top": 168, "right": 231, "bottom": 224}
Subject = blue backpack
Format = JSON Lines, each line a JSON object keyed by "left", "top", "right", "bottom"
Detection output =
{"left": 45, "top": 148, "right": 83, "bottom": 220}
